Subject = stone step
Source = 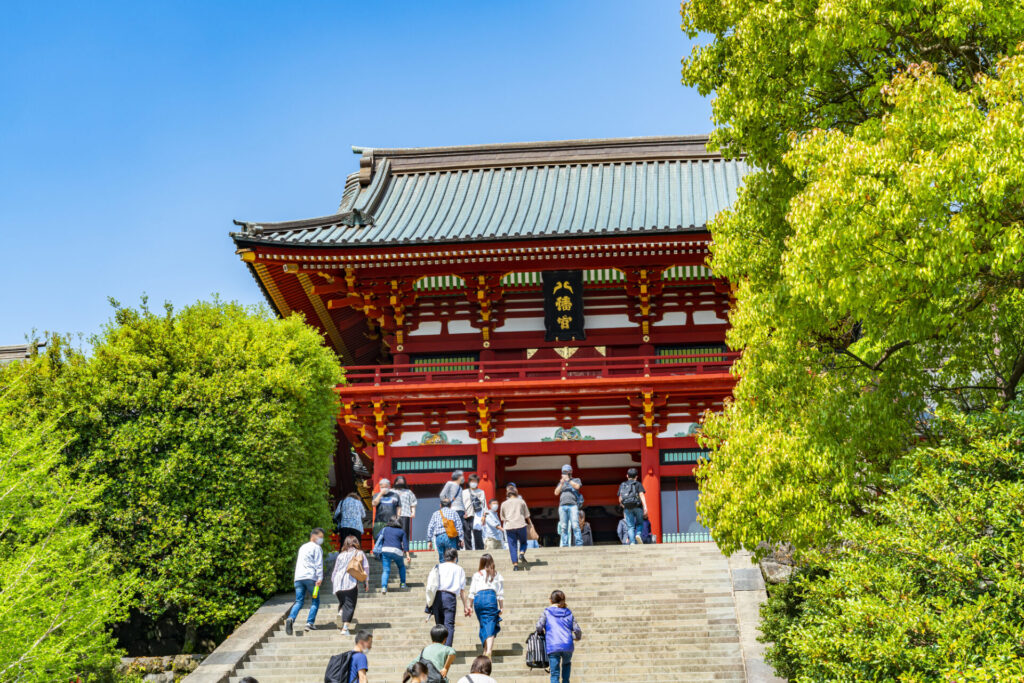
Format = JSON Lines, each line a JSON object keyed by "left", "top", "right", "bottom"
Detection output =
{"left": 199, "top": 543, "right": 759, "bottom": 683}
{"left": 232, "top": 663, "right": 749, "bottom": 679}
{"left": 230, "top": 676, "right": 746, "bottom": 683}
{"left": 253, "top": 638, "right": 742, "bottom": 657}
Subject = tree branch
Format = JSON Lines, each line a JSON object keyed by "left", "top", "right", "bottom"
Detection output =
{"left": 1002, "top": 353, "right": 1024, "bottom": 403}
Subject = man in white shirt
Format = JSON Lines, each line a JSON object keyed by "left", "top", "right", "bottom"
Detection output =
{"left": 285, "top": 528, "right": 325, "bottom": 635}
{"left": 428, "top": 547, "right": 471, "bottom": 647}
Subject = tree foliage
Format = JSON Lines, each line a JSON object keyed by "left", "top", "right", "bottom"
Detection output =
{"left": 10, "top": 300, "right": 343, "bottom": 637}
{"left": 681, "top": 0, "right": 1024, "bottom": 552}
{"left": 760, "top": 409, "right": 1024, "bottom": 682}
{"left": 0, "top": 354, "right": 134, "bottom": 682}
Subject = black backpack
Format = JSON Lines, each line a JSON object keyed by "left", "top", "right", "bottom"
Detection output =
{"left": 526, "top": 631, "right": 548, "bottom": 670}
{"left": 417, "top": 648, "right": 447, "bottom": 683}
{"left": 621, "top": 480, "right": 642, "bottom": 509}
{"left": 324, "top": 650, "right": 354, "bottom": 683}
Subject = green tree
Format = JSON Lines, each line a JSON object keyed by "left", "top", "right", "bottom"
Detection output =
{"left": 0, "top": 357, "right": 134, "bottom": 682}
{"left": 12, "top": 300, "right": 344, "bottom": 641}
{"left": 78, "top": 299, "right": 344, "bottom": 636}
{"left": 759, "top": 408, "right": 1024, "bottom": 682}
{"left": 681, "top": 0, "right": 1024, "bottom": 552}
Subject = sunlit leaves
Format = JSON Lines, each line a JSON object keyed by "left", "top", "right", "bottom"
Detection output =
{"left": 684, "top": 0, "right": 1024, "bottom": 555}
{"left": 0, "top": 358, "right": 135, "bottom": 682}
{"left": 759, "top": 410, "right": 1024, "bottom": 681}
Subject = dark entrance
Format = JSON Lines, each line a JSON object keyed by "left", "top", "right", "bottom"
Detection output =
{"left": 527, "top": 504, "right": 623, "bottom": 545}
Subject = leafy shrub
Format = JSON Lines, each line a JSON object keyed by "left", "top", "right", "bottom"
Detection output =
{"left": 7, "top": 299, "right": 343, "bottom": 643}
{"left": 760, "top": 409, "right": 1024, "bottom": 681}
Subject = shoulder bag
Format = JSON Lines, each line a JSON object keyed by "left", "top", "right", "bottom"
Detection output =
{"left": 346, "top": 551, "right": 367, "bottom": 583}
{"left": 526, "top": 517, "right": 539, "bottom": 542}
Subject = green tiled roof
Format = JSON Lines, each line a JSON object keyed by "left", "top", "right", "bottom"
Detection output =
{"left": 232, "top": 136, "right": 750, "bottom": 248}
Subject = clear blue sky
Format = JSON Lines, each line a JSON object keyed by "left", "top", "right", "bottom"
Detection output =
{"left": 0, "top": 2, "right": 712, "bottom": 342}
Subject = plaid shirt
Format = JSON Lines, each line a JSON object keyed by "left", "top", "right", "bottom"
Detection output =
{"left": 426, "top": 507, "right": 464, "bottom": 540}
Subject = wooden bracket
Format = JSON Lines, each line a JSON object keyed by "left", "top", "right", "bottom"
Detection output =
{"left": 461, "top": 273, "right": 505, "bottom": 346}
{"left": 623, "top": 268, "right": 666, "bottom": 339}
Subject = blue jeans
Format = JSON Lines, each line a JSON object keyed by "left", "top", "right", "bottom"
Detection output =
{"left": 558, "top": 504, "right": 582, "bottom": 547}
{"left": 549, "top": 651, "right": 572, "bottom": 683}
{"left": 380, "top": 552, "right": 406, "bottom": 588}
{"left": 506, "top": 526, "right": 528, "bottom": 564}
{"left": 288, "top": 579, "right": 319, "bottom": 625}
{"left": 434, "top": 533, "right": 457, "bottom": 562}
{"left": 623, "top": 507, "right": 645, "bottom": 544}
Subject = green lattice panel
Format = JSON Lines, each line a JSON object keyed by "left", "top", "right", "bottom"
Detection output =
{"left": 392, "top": 456, "right": 477, "bottom": 474}
{"left": 411, "top": 355, "right": 477, "bottom": 372}
{"left": 660, "top": 449, "right": 711, "bottom": 465}
{"left": 656, "top": 345, "right": 728, "bottom": 364}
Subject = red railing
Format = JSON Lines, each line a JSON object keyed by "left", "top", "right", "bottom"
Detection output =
{"left": 342, "top": 352, "right": 739, "bottom": 386}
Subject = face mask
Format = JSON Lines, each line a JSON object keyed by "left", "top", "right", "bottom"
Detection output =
{"left": 314, "top": 537, "right": 324, "bottom": 545}
{"left": 490, "top": 503, "right": 498, "bottom": 511}
{"left": 469, "top": 482, "right": 478, "bottom": 489}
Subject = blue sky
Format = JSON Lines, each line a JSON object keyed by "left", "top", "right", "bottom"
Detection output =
{"left": 0, "top": 2, "right": 712, "bottom": 341}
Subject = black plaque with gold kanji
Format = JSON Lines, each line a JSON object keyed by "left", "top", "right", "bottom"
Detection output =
{"left": 542, "top": 270, "right": 585, "bottom": 341}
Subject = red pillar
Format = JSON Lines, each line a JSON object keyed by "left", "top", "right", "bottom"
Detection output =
{"left": 477, "top": 439, "right": 497, "bottom": 503}
{"left": 640, "top": 438, "right": 662, "bottom": 541}
{"left": 371, "top": 441, "right": 393, "bottom": 490}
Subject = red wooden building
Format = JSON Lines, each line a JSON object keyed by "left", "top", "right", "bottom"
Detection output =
{"left": 231, "top": 136, "right": 748, "bottom": 543}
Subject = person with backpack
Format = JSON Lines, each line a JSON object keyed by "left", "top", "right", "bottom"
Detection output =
{"left": 468, "top": 553, "right": 504, "bottom": 657}
{"left": 499, "top": 483, "right": 532, "bottom": 570}
{"left": 426, "top": 547, "right": 471, "bottom": 647}
{"left": 372, "top": 478, "right": 401, "bottom": 537}
{"left": 535, "top": 590, "right": 583, "bottom": 683}
{"left": 456, "top": 656, "right": 498, "bottom": 683}
{"left": 285, "top": 528, "right": 325, "bottom": 636}
{"left": 334, "top": 492, "right": 368, "bottom": 545}
{"left": 439, "top": 470, "right": 467, "bottom": 547}
{"left": 554, "top": 465, "right": 583, "bottom": 547}
{"left": 460, "top": 474, "right": 487, "bottom": 550}
{"left": 426, "top": 497, "right": 464, "bottom": 562}
{"left": 617, "top": 467, "right": 648, "bottom": 545}
{"left": 406, "top": 624, "right": 456, "bottom": 682}
{"left": 323, "top": 629, "right": 373, "bottom": 683}
{"left": 373, "top": 517, "right": 409, "bottom": 594}
{"left": 331, "top": 535, "right": 370, "bottom": 637}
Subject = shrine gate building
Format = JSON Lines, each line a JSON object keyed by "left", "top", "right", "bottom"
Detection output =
{"left": 231, "top": 136, "right": 748, "bottom": 544}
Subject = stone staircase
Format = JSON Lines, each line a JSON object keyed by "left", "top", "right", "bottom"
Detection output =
{"left": 228, "top": 544, "right": 746, "bottom": 682}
